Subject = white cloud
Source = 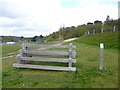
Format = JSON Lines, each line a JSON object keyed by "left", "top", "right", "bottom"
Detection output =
{"left": 0, "top": 17, "right": 16, "bottom": 27}
{"left": 0, "top": 0, "right": 118, "bottom": 37}
{"left": 0, "top": 0, "right": 62, "bottom": 37}
{"left": 61, "top": 0, "right": 118, "bottom": 26}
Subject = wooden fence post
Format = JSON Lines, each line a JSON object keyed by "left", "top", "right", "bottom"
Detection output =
{"left": 69, "top": 43, "right": 72, "bottom": 67}
{"left": 99, "top": 43, "right": 104, "bottom": 70}
{"left": 16, "top": 43, "right": 25, "bottom": 64}
{"left": 17, "top": 49, "right": 24, "bottom": 64}
{"left": 22, "top": 43, "right": 29, "bottom": 64}
{"left": 22, "top": 43, "right": 28, "bottom": 52}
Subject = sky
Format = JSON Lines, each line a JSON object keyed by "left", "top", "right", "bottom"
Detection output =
{"left": 0, "top": 0, "right": 118, "bottom": 37}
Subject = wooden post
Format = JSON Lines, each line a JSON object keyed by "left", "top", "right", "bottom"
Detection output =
{"left": 69, "top": 43, "right": 72, "bottom": 67}
{"left": 99, "top": 43, "right": 104, "bottom": 70}
{"left": 16, "top": 55, "right": 22, "bottom": 64}
{"left": 22, "top": 43, "right": 28, "bottom": 51}
{"left": 16, "top": 43, "right": 25, "bottom": 64}
{"left": 22, "top": 43, "right": 29, "bottom": 63}
{"left": 17, "top": 50, "right": 24, "bottom": 64}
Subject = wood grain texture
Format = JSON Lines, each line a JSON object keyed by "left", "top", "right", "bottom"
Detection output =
{"left": 13, "top": 63, "right": 76, "bottom": 71}
{"left": 19, "top": 56, "right": 76, "bottom": 63}
{"left": 22, "top": 50, "right": 76, "bottom": 57}
{"left": 27, "top": 44, "right": 76, "bottom": 49}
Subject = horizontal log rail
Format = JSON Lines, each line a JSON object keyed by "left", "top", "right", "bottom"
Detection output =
{"left": 22, "top": 50, "right": 76, "bottom": 57}
{"left": 17, "top": 56, "right": 76, "bottom": 63}
{"left": 13, "top": 63, "right": 76, "bottom": 71}
{"left": 26, "top": 44, "right": 76, "bottom": 49}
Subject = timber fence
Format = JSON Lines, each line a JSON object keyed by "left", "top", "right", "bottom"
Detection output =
{"left": 13, "top": 43, "right": 76, "bottom": 71}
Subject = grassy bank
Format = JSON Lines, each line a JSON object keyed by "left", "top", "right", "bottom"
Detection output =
{"left": 78, "top": 32, "right": 119, "bottom": 50}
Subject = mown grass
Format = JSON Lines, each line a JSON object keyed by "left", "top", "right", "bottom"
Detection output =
{"left": 2, "top": 40, "right": 118, "bottom": 88}
{"left": 2, "top": 44, "right": 21, "bottom": 56}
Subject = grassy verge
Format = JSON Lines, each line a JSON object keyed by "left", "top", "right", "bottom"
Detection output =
{"left": 2, "top": 41, "right": 118, "bottom": 88}
{"left": 2, "top": 44, "right": 21, "bottom": 57}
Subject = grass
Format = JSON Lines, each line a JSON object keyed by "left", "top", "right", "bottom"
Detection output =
{"left": 30, "top": 40, "right": 61, "bottom": 45}
{"left": 2, "top": 40, "right": 118, "bottom": 88}
{"left": 2, "top": 44, "right": 21, "bottom": 57}
{"left": 78, "top": 32, "right": 119, "bottom": 50}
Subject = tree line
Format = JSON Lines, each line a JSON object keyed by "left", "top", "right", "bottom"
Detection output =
{"left": 45, "top": 19, "right": 119, "bottom": 41}
{"left": 1, "top": 35, "right": 44, "bottom": 43}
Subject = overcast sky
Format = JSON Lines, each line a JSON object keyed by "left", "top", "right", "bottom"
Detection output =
{"left": 0, "top": 0, "right": 118, "bottom": 37}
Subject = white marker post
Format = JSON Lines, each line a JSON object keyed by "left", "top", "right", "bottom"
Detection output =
{"left": 101, "top": 24, "right": 104, "bottom": 34}
{"left": 93, "top": 30, "right": 95, "bottom": 34}
{"left": 88, "top": 31, "right": 90, "bottom": 34}
{"left": 101, "top": 27, "right": 104, "bottom": 34}
{"left": 99, "top": 43, "right": 104, "bottom": 70}
{"left": 113, "top": 26, "right": 116, "bottom": 32}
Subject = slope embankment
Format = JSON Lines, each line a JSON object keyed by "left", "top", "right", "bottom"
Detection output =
{"left": 77, "top": 32, "right": 119, "bottom": 49}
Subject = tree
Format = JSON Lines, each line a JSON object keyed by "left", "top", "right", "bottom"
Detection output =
{"left": 31, "top": 36, "right": 37, "bottom": 42}
{"left": 94, "top": 20, "right": 102, "bottom": 33}
{"left": 20, "top": 36, "right": 24, "bottom": 41}
{"left": 39, "top": 35, "right": 44, "bottom": 39}
{"left": 94, "top": 20, "right": 102, "bottom": 24}
{"left": 39, "top": 35, "right": 44, "bottom": 42}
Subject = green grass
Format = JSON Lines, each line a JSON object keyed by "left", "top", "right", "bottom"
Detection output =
{"left": 2, "top": 44, "right": 21, "bottom": 56}
{"left": 30, "top": 40, "right": 60, "bottom": 45}
{"left": 2, "top": 40, "right": 118, "bottom": 88}
{"left": 78, "top": 32, "right": 119, "bottom": 50}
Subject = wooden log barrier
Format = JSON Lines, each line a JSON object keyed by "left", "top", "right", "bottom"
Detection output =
{"left": 13, "top": 43, "right": 76, "bottom": 71}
